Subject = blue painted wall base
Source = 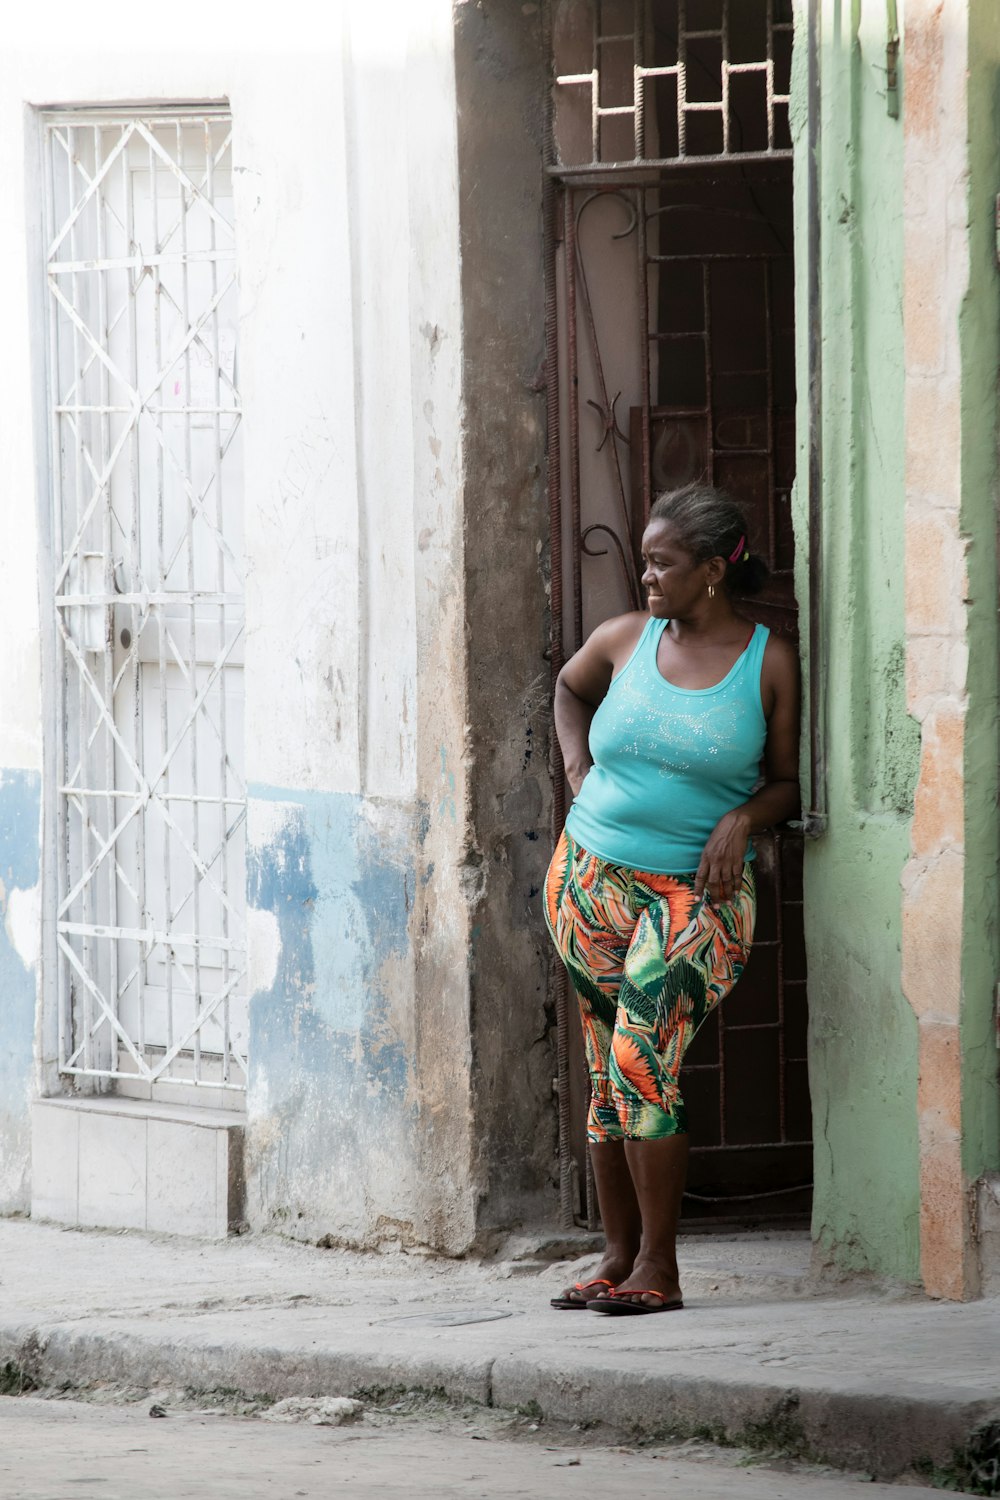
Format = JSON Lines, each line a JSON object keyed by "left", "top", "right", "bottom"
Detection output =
{"left": 0, "top": 769, "right": 42, "bottom": 1214}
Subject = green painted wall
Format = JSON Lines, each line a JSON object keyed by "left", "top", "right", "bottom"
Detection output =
{"left": 960, "top": 0, "right": 1000, "bottom": 1189}
{"left": 792, "top": 0, "right": 922, "bottom": 1281}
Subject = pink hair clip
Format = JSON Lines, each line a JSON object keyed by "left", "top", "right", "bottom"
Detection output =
{"left": 727, "top": 534, "right": 748, "bottom": 564}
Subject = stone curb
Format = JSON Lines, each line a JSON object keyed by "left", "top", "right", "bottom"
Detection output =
{"left": 490, "top": 1353, "right": 1000, "bottom": 1479}
{"left": 0, "top": 1323, "right": 493, "bottom": 1406}
{"left": 2, "top": 1319, "right": 997, "bottom": 1481}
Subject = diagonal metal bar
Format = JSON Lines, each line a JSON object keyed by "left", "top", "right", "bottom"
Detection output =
{"left": 48, "top": 390, "right": 139, "bottom": 596}
{"left": 112, "top": 121, "right": 232, "bottom": 268}
{"left": 149, "top": 963, "right": 248, "bottom": 1079}
{"left": 58, "top": 412, "right": 150, "bottom": 587}
{"left": 160, "top": 417, "right": 243, "bottom": 584}
{"left": 47, "top": 276, "right": 138, "bottom": 418}
{"left": 50, "top": 271, "right": 239, "bottom": 590}
{"left": 53, "top": 259, "right": 237, "bottom": 425}
{"left": 57, "top": 297, "right": 130, "bottom": 409}
{"left": 168, "top": 805, "right": 247, "bottom": 929}
{"left": 141, "top": 269, "right": 238, "bottom": 406}
{"left": 131, "top": 122, "right": 236, "bottom": 242}
{"left": 145, "top": 413, "right": 243, "bottom": 578}
{"left": 65, "top": 792, "right": 142, "bottom": 910}
{"left": 152, "top": 273, "right": 241, "bottom": 404}
{"left": 145, "top": 622, "right": 245, "bottom": 798}
{"left": 58, "top": 932, "right": 148, "bottom": 1073}
{"left": 58, "top": 621, "right": 243, "bottom": 925}
{"left": 48, "top": 124, "right": 131, "bottom": 247}
{"left": 156, "top": 616, "right": 247, "bottom": 792}
{"left": 47, "top": 122, "right": 136, "bottom": 259}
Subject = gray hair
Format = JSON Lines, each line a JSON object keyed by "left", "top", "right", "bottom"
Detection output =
{"left": 648, "top": 483, "right": 769, "bottom": 595}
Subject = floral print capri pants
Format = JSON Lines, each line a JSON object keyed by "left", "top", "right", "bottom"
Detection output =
{"left": 544, "top": 828, "right": 756, "bottom": 1141}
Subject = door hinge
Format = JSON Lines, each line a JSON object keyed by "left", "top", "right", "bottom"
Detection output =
{"left": 995, "top": 979, "right": 1000, "bottom": 1048}
{"left": 885, "top": 0, "right": 900, "bottom": 119}
{"left": 995, "top": 196, "right": 1000, "bottom": 269}
{"left": 886, "top": 34, "right": 900, "bottom": 119}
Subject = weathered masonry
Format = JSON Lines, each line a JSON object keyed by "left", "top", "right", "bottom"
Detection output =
{"left": 1, "top": 15, "right": 533, "bottom": 1250}
{"left": 0, "top": 1, "right": 998, "bottom": 1301}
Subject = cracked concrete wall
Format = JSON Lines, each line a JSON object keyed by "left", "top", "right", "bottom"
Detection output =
{"left": 453, "top": 2, "right": 557, "bottom": 1234}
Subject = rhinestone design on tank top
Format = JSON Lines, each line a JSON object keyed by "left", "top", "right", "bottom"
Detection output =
{"left": 564, "top": 617, "right": 769, "bottom": 876}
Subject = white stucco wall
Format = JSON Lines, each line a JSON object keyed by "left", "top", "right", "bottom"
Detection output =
{"left": 0, "top": 2, "right": 476, "bottom": 1246}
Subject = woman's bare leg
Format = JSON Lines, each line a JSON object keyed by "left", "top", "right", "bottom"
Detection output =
{"left": 558, "top": 1140, "right": 641, "bottom": 1302}
{"left": 588, "top": 1139, "right": 643, "bottom": 1275}
{"left": 609, "top": 1134, "right": 689, "bottom": 1306}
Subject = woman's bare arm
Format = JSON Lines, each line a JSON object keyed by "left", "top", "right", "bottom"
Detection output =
{"left": 694, "top": 634, "right": 801, "bottom": 902}
{"left": 555, "top": 613, "right": 646, "bottom": 795}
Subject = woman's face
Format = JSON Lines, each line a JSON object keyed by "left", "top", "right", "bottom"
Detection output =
{"left": 640, "top": 519, "right": 709, "bottom": 618}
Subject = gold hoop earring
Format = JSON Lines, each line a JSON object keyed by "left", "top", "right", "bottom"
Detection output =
{"left": 708, "top": 583, "right": 715, "bottom": 599}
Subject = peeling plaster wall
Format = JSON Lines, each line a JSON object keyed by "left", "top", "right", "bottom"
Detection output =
{"left": 899, "top": 0, "right": 1000, "bottom": 1298}
{"left": 246, "top": 789, "right": 420, "bottom": 1241}
{"left": 792, "top": 2, "right": 921, "bottom": 1283}
{"left": 452, "top": 2, "right": 556, "bottom": 1233}
{"left": 794, "top": 0, "right": 1000, "bottom": 1296}
{"left": 242, "top": 9, "right": 477, "bottom": 1250}
{"left": 900, "top": 0, "right": 976, "bottom": 1302}
{"left": 0, "top": 35, "right": 50, "bottom": 1211}
{"left": 960, "top": 0, "right": 1000, "bottom": 1291}
{"left": 2, "top": 7, "right": 480, "bottom": 1250}
{"left": 0, "top": 774, "right": 42, "bottom": 1214}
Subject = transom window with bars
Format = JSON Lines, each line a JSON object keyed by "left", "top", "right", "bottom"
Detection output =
{"left": 552, "top": 0, "right": 793, "bottom": 172}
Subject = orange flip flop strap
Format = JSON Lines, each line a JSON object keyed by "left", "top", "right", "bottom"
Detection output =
{"left": 610, "top": 1289, "right": 677, "bottom": 1302}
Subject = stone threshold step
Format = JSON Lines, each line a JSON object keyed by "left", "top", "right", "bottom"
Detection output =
{"left": 31, "top": 1098, "right": 245, "bottom": 1240}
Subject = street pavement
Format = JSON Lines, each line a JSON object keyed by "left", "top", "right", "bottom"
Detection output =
{"left": 0, "top": 1395, "right": 960, "bottom": 1499}
{"left": 0, "top": 1219, "right": 996, "bottom": 1488}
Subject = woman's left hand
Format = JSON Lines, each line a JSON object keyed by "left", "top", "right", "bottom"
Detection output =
{"left": 694, "top": 810, "right": 752, "bottom": 905}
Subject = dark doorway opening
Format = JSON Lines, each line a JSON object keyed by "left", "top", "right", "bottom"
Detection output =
{"left": 546, "top": 0, "right": 810, "bottom": 1229}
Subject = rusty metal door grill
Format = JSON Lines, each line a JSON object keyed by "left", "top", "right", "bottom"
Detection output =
{"left": 43, "top": 108, "right": 247, "bottom": 1095}
{"left": 544, "top": 0, "right": 810, "bottom": 1226}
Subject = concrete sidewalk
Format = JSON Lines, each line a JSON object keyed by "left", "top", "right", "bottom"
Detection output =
{"left": 0, "top": 1219, "right": 997, "bottom": 1485}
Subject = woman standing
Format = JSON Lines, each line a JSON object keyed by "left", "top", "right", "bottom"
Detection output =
{"left": 546, "top": 484, "right": 800, "bottom": 1316}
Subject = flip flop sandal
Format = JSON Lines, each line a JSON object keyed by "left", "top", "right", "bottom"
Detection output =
{"left": 589, "top": 1290, "right": 684, "bottom": 1315}
{"left": 549, "top": 1278, "right": 616, "bottom": 1310}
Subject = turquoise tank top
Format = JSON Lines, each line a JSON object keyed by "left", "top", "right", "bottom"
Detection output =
{"left": 564, "top": 617, "right": 769, "bottom": 876}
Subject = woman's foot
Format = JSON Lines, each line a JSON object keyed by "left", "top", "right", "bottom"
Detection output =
{"left": 551, "top": 1250, "right": 635, "bottom": 1307}
{"left": 551, "top": 1139, "right": 644, "bottom": 1308}
{"left": 601, "top": 1254, "right": 681, "bottom": 1309}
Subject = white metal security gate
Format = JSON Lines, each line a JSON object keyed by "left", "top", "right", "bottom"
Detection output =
{"left": 43, "top": 108, "right": 247, "bottom": 1096}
